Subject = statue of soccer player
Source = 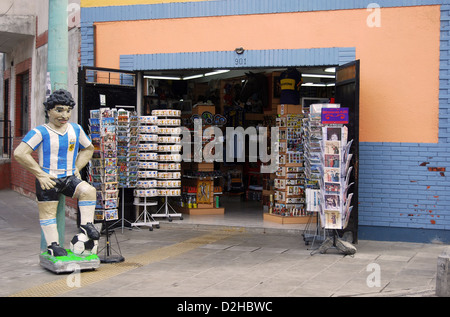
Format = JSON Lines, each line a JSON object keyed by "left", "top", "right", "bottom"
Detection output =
{"left": 14, "top": 89, "right": 100, "bottom": 257}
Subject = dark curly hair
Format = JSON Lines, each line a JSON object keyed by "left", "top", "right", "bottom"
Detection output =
{"left": 44, "top": 89, "right": 75, "bottom": 118}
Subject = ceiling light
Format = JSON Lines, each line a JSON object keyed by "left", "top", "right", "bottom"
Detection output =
{"left": 301, "top": 83, "right": 329, "bottom": 87}
{"left": 325, "top": 67, "right": 336, "bottom": 73}
{"left": 303, "top": 73, "right": 335, "bottom": 79}
{"left": 182, "top": 74, "right": 204, "bottom": 80}
{"left": 144, "top": 75, "right": 182, "bottom": 80}
{"left": 204, "top": 70, "right": 230, "bottom": 77}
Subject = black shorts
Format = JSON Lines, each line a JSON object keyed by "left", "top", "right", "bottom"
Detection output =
{"left": 35, "top": 175, "right": 83, "bottom": 202}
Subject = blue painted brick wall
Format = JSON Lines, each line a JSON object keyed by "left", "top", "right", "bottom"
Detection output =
{"left": 359, "top": 142, "right": 450, "bottom": 231}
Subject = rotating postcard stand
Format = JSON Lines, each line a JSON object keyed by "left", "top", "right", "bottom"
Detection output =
{"left": 89, "top": 108, "right": 124, "bottom": 264}
{"left": 132, "top": 115, "right": 160, "bottom": 230}
{"left": 112, "top": 108, "right": 139, "bottom": 233}
{"left": 309, "top": 107, "right": 356, "bottom": 256}
{"left": 152, "top": 110, "right": 183, "bottom": 221}
{"left": 302, "top": 104, "right": 328, "bottom": 248}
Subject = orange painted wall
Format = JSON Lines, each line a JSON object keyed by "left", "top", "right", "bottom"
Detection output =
{"left": 94, "top": 6, "right": 441, "bottom": 143}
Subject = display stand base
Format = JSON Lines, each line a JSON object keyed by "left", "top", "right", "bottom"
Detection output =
{"left": 132, "top": 201, "right": 160, "bottom": 231}
{"left": 39, "top": 250, "right": 100, "bottom": 274}
{"left": 263, "top": 213, "right": 316, "bottom": 224}
{"left": 177, "top": 206, "right": 225, "bottom": 215}
{"left": 152, "top": 199, "right": 183, "bottom": 222}
{"left": 310, "top": 231, "right": 357, "bottom": 256}
{"left": 302, "top": 212, "right": 325, "bottom": 249}
{"left": 99, "top": 221, "right": 125, "bottom": 263}
{"left": 99, "top": 254, "right": 124, "bottom": 264}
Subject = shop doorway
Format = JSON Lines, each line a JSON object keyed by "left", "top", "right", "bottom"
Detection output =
{"left": 136, "top": 66, "right": 340, "bottom": 230}
{"left": 78, "top": 63, "right": 360, "bottom": 234}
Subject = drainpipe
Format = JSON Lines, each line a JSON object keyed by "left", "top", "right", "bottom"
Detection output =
{"left": 41, "top": 0, "right": 69, "bottom": 252}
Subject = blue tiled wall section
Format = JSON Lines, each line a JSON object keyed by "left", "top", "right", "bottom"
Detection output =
{"left": 359, "top": 142, "right": 450, "bottom": 231}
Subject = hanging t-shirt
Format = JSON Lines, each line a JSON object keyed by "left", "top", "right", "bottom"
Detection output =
{"left": 280, "top": 68, "right": 302, "bottom": 105}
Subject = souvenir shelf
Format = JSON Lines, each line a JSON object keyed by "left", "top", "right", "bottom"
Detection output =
{"left": 264, "top": 104, "right": 312, "bottom": 224}
{"left": 88, "top": 108, "right": 120, "bottom": 222}
{"left": 151, "top": 109, "right": 183, "bottom": 221}
{"left": 261, "top": 115, "right": 276, "bottom": 211}
{"left": 178, "top": 104, "right": 225, "bottom": 215}
{"left": 132, "top": 115, "right": 160, "bottom": 229}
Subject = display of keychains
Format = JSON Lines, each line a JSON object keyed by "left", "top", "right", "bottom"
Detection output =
{"left": 134, "top": 116, "right": 159, "bottom": 203}
{"left": 151, "top": 109, "right": 183, "bottom": 221}
{"left": 152, "top": 109, "right": 182, "bottom": 197}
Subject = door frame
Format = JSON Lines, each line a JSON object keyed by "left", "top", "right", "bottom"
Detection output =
{"left": 335, "top": 60, "right": 360, "bottom": 243}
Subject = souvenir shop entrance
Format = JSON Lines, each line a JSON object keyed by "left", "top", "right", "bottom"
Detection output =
{"left": 78, "top": 61, "right": 359, "bottom": 240}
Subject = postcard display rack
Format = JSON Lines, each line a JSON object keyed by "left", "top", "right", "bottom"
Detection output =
{"left": 318, "top": 111, "right": 354, "bottom": 231}
{"left": 152, "top": 109, "right": 183, "bottom": 221}
{"left": 89, "top": 108, "right": 124, "bottom": 263}
{"left": 89, "top": 108, "right": 120, "bottom": 223}
{"left": 264, "top": 104, "right": 313, "bottom": 224}
{"left": 302, "top": 104, "right": 327, "bottom": 245}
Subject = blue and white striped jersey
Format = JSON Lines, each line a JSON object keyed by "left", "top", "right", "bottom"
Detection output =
{"left": 22, "top": 123, "right": 92, "bottom": 178}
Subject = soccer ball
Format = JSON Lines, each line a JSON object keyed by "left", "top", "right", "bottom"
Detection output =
{"left": 70, "top": 232, "right": 98, "bottom": 256}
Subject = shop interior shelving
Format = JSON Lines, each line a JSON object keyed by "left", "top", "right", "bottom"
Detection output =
{"left": 177, "top": 104, "right": 225, "bottom": 215}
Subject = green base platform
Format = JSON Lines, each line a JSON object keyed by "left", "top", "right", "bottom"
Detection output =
{"left": 39, "top": 249, "right": 100, "bottom": 274}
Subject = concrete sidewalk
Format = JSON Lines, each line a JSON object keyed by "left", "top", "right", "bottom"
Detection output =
{"left": 0, "top": 189, "right": 448, "bottom": 298}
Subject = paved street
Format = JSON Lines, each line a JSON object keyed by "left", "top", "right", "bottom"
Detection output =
{"left": 0, "top": 189, "right": 448, "bottom": 299}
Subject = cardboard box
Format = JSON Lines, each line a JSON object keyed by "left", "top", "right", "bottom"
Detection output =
{"left": 263, "top": 213, "right": 316, "bottom": 224}
{"left": 193, "top": 162, "right": 214, "bottom": 171}
{"left": 193, "top": 105, "right": 215, "bottom": 115}
{"left": 277, "top": 104, "right": 302, "bottom": 115}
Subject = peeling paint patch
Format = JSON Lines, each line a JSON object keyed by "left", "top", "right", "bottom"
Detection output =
{"left": 428, "top": 167, "right": 446, "bottom": 172}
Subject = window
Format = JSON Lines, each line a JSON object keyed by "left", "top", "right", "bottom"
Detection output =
{"left": 15, "top": 72, "right": 29, "bottom": 137}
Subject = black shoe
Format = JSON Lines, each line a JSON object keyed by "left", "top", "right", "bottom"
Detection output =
{"left": 47, "top": 242, "right": 68, "bottom": 257}
{"left": 80, "top": 222, "right": 100, "bottom": 240}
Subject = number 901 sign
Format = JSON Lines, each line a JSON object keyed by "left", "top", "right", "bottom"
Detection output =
{"left": 234, "top": 58, "right": 247, "bottom": 66}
